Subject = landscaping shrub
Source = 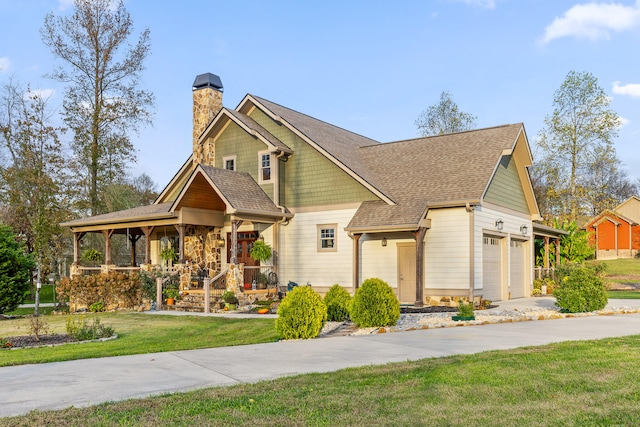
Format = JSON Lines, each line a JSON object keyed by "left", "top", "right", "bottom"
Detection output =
{"left": 350, "top": 278, "right": 400, "bottom": 327}
{"left": 554, "top": 267, "right": 608, "bottom": 313}
{"left": 57, "top": 272, "right": 142, "bottom": 310}
{"left": 276, "top": 286, "right": 327, "bottom": 339}
{"left": 139, "top": 268, "right": 179, "bottom": 300}
{"left": 0, "top": 225, "right": 35, "bottom": 314}
{"left": 324, "top": 284, "right": 352, "bottom": 322}
{"left": 66, "top": 316, "right": 115, "bottom": 341}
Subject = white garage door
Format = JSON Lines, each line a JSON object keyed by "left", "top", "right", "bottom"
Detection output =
{"left": 510, "top": 240, "right": 525, "bottom": 298}
{"left": 483, "top": 236, "right": 502, "bottom": 301}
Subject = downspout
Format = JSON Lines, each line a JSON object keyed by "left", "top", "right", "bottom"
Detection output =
{"left": 466, "top": 203, "right": 475, "bottom": 302}
{"left": 272, "top": 150, "right": 290, "bottom": 278}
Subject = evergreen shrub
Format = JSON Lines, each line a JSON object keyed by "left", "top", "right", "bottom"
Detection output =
{"left": 350, "top": 278, "right": 400, "bottom": 327}
{"left": 324, "top": 284, "right": 352, "bottom": 322}
{"left": 276, "top": 286, "right": 327, "bottom": 339}
{"left": 554, "top": 267, "right": 608, "bottom": 313}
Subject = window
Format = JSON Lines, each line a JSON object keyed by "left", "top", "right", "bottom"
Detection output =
{"left": 223, "top": 155, "right": 236, "bottom": 171}
{"left": 259, "top": 152, "right": 272, "bottom": 182}
{"left": 317, "top": 224, "right": 337, "bottom": 252}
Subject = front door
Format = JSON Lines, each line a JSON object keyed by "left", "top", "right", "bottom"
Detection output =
{"left": 397, "top": 243, "right": 416, "bottom": 304}
{"left": 227, "top": 231, "right": 259, "bottom": 285}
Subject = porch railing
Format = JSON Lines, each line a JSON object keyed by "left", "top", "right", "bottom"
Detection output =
{"left": 243, "top": 265, "right": 277, "bottom": 290}
{"left": 534, "top": 267, "right": 556, "bottom": 280}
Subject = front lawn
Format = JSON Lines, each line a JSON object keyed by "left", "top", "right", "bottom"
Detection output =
{"left": 589, "top": 258, "right": 640, "bottom": 278}
{"left": 0, "top": 312, "right": 278, "bottom": 367}
{"left": 5, "top": 335, "right": 640, "bottom": 426}
{"left": 607, "top": 290, "right": 640, "bottom": 299}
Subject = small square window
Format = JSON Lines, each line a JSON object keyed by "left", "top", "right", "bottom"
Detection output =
{"left": 223, "top": 155, "right": 236, "bottom": 171}
{"left": 318, "top": 224, "right": 337, "bottom": 252}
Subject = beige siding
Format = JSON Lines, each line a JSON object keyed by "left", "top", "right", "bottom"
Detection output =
{"left": 280, "top": 208, "right": 357, "bottom": 289}
{"left": 484, "top": 156, "right": 529, "bottom": 214}
{"left": 249, "top": 109, "right": 378, "bottom": 208}
{"left": 425, "top": 208, "right": 470, "bottom": 290}
{"left": 617, "top": 197, "right": 640, "bottom": 223}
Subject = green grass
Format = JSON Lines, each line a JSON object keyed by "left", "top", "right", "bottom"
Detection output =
{"left": 589, "top": 258, "right": 640, "bottom": 277}
{"left": 0, "top": 312, "right": 278, "bottom": 367}
{"left": 608, "top": 290, "right": 640, "bottom": 299}
{"left": 23, "top": 284, "right": 57, "bottom": 304}
{"left": 4, "top": 336, "right": 640, "bottom": 426}
{"left": 4, "top": 306, "right": 59, "bottom": 316}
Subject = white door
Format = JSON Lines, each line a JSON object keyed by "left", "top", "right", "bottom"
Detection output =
{"left": 397, "top": 244, "right": 416, "bottom": 304}
{"left": 510, "top": 240, "right": 525, "bottom": 298}
{"left": 483, "top": 236, "right": 503, "bottom": 301}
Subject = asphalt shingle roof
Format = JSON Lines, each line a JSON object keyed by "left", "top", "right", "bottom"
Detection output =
{"left": 61, "top": 202, "right": 174, "bottom": 227}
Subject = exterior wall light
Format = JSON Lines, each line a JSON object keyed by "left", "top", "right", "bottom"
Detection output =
{"left": 520, "top": 225, "right": 528, "bottom": 236}
{"left": 214, "top": 238, "right": 226, "bottom": 248}
{"left": 381, "top": 237, "right": 387, "bottom": 247}
{"left": 495, "top": 219, "right": 504, "bottom": 231}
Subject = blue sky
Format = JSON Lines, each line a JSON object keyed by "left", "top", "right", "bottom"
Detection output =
{"left": 1, "top": 0, "right": 639, "bottom": 187}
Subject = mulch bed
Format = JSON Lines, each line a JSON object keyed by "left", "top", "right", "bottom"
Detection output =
{"left": 1, "top": 334, "right": 75, "bottom": 349}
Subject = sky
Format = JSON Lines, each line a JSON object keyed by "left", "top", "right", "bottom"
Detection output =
{"left": 1, "top": 0, "right": 639, "bottom": 189}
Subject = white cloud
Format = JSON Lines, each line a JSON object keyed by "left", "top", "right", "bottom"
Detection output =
{"left": 541, "top": 2, "right": 640, "bottom": 44}
{"left": 24, "top": 88, "right": 56, "bottom": 101}
{"left": 613, "top": 81, "right": 640, "bottom": 97}
{"left": 0, "top": 57, "right": 10, "bottom": 73}
{"left": 448, "top": 0, "right": 496, "bottom": 9}
{"left": 57, "top": 0, "right": 75, "bottom": 10}
{"left": 618, "top": 116, "right": 630, "bottom": 126}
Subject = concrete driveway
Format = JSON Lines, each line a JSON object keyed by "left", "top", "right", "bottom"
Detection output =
{"left": 2, "top": 298, "right": 640, "bottom": 418}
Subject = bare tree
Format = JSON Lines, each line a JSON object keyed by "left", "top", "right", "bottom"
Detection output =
{"left": 415, "top": 91, "right": 477, "bottom": 136}
{"left": 41, "top": 0, "right": 154, "bottom": 215}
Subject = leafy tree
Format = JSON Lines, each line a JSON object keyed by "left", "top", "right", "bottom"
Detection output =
{"left": 536, "top": 71, "right": 622, "bottom": 222}
{"left": 41, "top": 0, "right": 154, "bottom": 216}
{"left": 0, "top": 224, "right": 35, "bottom": 313}
{"left": 555, "top": 219, "right": 594, "bottom": 263}
{"left": 0, "top": 79, "right": 71, "bottom": 282}
{"left": 415, "top": 91, "right": 477, "bottom": 136}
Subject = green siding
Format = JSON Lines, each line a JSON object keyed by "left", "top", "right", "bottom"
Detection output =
{"left": 248, "top": 109, "right": 378, "bottom": 208}
{"left": 214, "top": 121, "right": 274, "bottom": 200}
{"left": 484, "top": 155, "right": 529, "bottom": 213}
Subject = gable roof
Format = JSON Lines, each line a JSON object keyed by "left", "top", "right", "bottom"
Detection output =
{"left": 61, "top": 202, "right": 175, "bottom": 228}
{"left": 240, "top": 95, "right": 395, "bottom": 204}
{"left": 585, "top": 210, "right": 638, "bottom": 228}
{"left": 347, "top": 124, "right": 528, "bottom": 232}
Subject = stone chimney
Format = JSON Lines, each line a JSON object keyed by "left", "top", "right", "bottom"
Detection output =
{"left": 192, "top": 73, "right": 223, "bottom": 164}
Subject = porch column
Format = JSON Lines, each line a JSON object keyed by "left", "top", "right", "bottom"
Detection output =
{"left": 352, "top": 233, "right": 362, "bottom": 290}
{"left": 175, "top": 224, "right": 186, "bottom": 263}
{"left": 73, "top": 232, "right": 86, "bottom": 265}
{"left": 129, "top": 234, "right": 141, "bottom": 267}
{"left": 103, "top": 229, "right": 114, "bottom": 265}
{"left": 544, "top": 236, "right": 550, "bottom": 269}
{"left": 141, "top": 226, "right": 154, "bottom": 265}
{"left": 414, "top": 227, "right": 427, "bottom": 308}
{"left": 230, "top": 220, "right": 242, "bottom": 264}
{"left": 555, "top": 238, "right": 561, "bottom": 266}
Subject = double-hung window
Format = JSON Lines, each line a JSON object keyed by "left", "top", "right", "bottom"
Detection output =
{"left": 317, "top": 224, "right": 337, "bottom": 252}
{"left": 223, "top": 155, "right": 236, "bottom": 171}
{"left": 259, "top": 151, "right": 272, "bottom": 183}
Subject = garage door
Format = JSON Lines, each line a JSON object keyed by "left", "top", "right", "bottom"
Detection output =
{"left": 483, "top": 236, "right": 502, "bottom": 301}
{"left": 510, "top": 240, "right": 525, "bottom": 298}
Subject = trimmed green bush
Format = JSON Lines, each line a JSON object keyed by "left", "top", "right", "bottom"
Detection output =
{"left": 276, "top": 286, "right": 327, "bottom": 339}
{"left": 554, "top": 267, "right": 608, "bottom": 313}
{"left": 350, "top": 278, "right": 400, "bottom": 327}
{"left": 0, "top": 225, "right": 35, "bottom": 314}
{"left": 324, "top": 284, "right": 352, "bottom": 322}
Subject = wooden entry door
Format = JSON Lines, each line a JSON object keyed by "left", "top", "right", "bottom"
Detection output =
{"left": 397, "top": 243, "right": 416, "bottom": 304}
{"left": 227, "top": 231, "right": 259, "bottom": 266}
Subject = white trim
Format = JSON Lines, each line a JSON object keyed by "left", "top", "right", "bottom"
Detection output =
{"left": 223, "top": 155, "right": 236, "bottom": 171}
{"left": 317, "top": 223, "right": 338, "bottom": 252}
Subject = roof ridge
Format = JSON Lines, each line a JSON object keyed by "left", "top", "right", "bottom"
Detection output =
{"left": 373, "top": 123, "right": 523, "bottom": 147}
{"left": 248, "top": 94, "right": 381, "bottom": 146}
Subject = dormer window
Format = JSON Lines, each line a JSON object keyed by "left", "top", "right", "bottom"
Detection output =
{"left": 223, "top": 155, "right": 236, "bottom": 171}
{"left": 259, "top": 151, "right": 272, "bottom": 183}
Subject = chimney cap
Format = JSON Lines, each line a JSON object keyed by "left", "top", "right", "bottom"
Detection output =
{"left": 193, "top": 73, "right": 223, "bottom": 92}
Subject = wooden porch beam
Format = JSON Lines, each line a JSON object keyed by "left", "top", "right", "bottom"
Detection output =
{"left": 544, "top": 236, "right": 550, "bottom": 269}
{"left": 353, "top": 233, "right": 362, "bottom": 290}
{"left": 73, "top": 232, "right": 86, "bottom": 265}
{"left": 555, "top": 238, "right": 561, "bottom": 267}
{"left": 140, "top": 226, "right": 154, "bottom": 265}
{"left": 230, "top": 220, "right": 242, "bottom": 264}
{"left": 175, "top": 224, "right": 186, "bottom": 264}
{"left": 102, "top": 229, "right": 114, "bottom": 265}
{"left": 414, "top": 227, "right": 427, "bottom": 308}
{"left": 129, "top": 234, "right": 142, "bottom": 267}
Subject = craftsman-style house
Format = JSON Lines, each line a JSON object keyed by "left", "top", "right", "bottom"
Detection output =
{"left": 63, "top": 72, "right": 547, "bottom": 305}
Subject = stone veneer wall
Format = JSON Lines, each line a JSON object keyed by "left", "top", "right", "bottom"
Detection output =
{"left": 179, "top": 227, "right": 224, "bottom": 290}
{"left": 193, "top": 87, "right": 222, "bottom": 165}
